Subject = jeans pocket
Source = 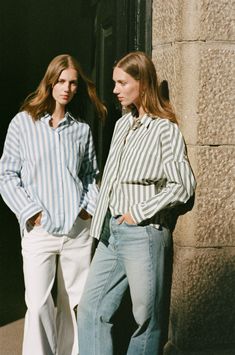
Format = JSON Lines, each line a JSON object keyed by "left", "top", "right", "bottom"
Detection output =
{"left": 123, "top": 221, "right": 137, "bottom": 227}
{"left": 147, "top": 225, "right": 172, "bottom": 248}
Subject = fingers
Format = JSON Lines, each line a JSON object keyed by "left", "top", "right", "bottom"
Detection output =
{"left": 28, "top": 212, "right": 42, "bottom": 226}
{"left": 117, "top": 213, "right": 136, "bottom": 225}
{"left": 117, "top": 215, "right": 125, "bottom": 224}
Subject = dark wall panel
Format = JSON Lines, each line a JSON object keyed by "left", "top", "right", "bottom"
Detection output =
{"left": 0, "top": 0, "right": 95, "bottom": 325}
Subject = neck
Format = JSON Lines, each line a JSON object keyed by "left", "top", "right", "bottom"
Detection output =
{"left": 50, "top": 107, "right": 66, "bottom": 128}
{"left": 52, "top": 105, "right": 65, "bottom": 120}
{"left": 132, "top": 105, "right": 145, "bottom": 118}
{"left": 138, "top": 106, "right": 145, "bottom": 117}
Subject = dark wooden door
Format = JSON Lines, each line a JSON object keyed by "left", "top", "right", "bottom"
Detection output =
{"left": 91, "top": 0, "right": 152, "bottom": 173}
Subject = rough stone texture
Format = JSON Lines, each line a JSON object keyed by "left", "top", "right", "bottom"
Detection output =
{"left": 152, "top": 0, "right": 235, "bottom": 353}
{"left": 199, "top": 0, "right": 235, "bottom": 41}
{"left": 152, "top": 0, "right": 235, "bottom": 43}
{"left": 152, "top": 45, "right": 182, "bottom": 119}
{"left": 168, "top": 247, "right": 235, "bottom": 351}
{"left": 153, "top": 42, "right": 235, "bottom": 146}
{"left": 197, "top": 44, "right": 235, "bottom": 145}
{"left": 174, "top": 146, "right": 235, "bottom": 247}
{"left": 152, "top": 0, "right": 201, "bottom": 43}
{"left": 153, "top": 43, "right": 199, "bottom": 145}
{"left": 152, "top": 1, "right": 183, "bottom": 44}
{"left": 195, "top": 146, "right": 235, "bottom": 246}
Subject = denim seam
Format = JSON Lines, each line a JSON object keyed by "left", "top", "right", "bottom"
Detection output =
{"left": 142, "top": 226, "right": 154, "bottom": 355}
{"left": 94, "top": 256, "right": 119, "bottom": 355}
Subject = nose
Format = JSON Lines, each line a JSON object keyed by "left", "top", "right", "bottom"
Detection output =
{"left": 113, "top": 83, "right": 119, "bottom": 94}
{"left": 64, "top": 82, "right": 70, "bottom": 92}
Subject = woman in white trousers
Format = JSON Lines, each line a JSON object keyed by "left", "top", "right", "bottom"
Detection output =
{"left": 0, "top": 54, "right": 106, "bottom": 355}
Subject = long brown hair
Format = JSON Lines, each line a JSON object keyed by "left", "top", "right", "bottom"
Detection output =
{"left": 20, "top": 54, "right": 107, "bottom": 120}
{"left": 114, "top": 51, "right": 177, "bottom": 123}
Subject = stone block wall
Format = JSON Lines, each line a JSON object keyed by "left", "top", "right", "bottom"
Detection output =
{"left": 152, "top": 1, "right": 235, "bottom": 354}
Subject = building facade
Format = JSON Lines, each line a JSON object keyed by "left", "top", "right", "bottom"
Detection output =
{"left": 151, "top": 1, "right": 235, "bottom": 354}
{"left": 0, "top": 1, "right": 234, "bottom": 354}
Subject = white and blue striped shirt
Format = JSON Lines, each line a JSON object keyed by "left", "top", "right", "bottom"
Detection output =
{"left": 0, "top": 111, "right": 99, "bottom": 235}
{"left": 90, "top": 113, "right": 196, "bottom": 239}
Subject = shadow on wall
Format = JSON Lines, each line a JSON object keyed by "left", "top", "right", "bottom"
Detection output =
{"left": 166, "top": 232, "right": 235, "bottom": 352}
{"left": 160, "top": 80, "right": 170, "bottom": 102}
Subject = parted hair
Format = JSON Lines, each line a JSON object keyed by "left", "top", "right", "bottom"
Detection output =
{"left": 115, "top": 51, "right": 177, "bottom": 123}
{"left": 20, "top": 54, "right": 107, "bottom": 120}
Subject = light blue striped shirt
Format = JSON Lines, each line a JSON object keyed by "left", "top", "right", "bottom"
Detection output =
{"left": 0, "top": 111, "right": 99, "bottom": 235}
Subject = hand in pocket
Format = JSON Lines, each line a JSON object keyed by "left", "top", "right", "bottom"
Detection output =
{"left": 79, "top": 209, "right": 91, "bottom": 220}
{"left": 28, "top": 212, "right": 42, "bottom": 226}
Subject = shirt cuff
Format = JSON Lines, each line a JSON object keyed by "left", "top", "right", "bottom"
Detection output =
{"left": 19, "top": 203, "right": 43, "bottom": 231}
{"left": 129, "top": 203, "right": 146, "bottom": 224}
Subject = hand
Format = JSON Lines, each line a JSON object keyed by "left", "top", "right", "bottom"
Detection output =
{"left": 117, "top": 212, "right": 136, "bottom": 225}
{"left": 79, "top": 209, "right": 91, "bottom": 220}
{"left": 28, "top": 212, "right": 42, "bottom": 226}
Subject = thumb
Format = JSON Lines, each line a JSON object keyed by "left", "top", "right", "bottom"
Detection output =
{"left": 117, "top": 215, "right": 124, "bottom": 224}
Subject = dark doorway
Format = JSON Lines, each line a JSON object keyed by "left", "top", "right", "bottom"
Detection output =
{"left": 0, "top": 0, "right": 99, "bottom": 326}
{"left": 0, "top": 0, "right": 152, "bottom": 329}
{"left": 91, "top": 0, "right": 152, "bottom": 172}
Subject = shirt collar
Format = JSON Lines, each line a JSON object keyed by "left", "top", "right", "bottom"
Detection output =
{"left": 40, "top": 111, "right": 75, "bottom": 127}
{"left": 129, "top": 113, "right": 153, "bottom": 129}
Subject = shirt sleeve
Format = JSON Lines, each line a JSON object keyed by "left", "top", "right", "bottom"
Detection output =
{"left": 0, "top": 117, "right": 42, "bottom": 229}
{"left": 130, "top": 122, "right": 196, "bottom": 224}
{"left": 78, "top": 127, "right": 99, "bottom": 216}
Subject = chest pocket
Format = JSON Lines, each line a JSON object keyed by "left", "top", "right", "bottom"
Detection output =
{"left": 65, "top": 139, "right": 85, "bottom": 177}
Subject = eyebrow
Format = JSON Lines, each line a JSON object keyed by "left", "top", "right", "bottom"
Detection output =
{"left": 58, "top": 78, "right": 78, "bottom": 83}
{"left": 112, "top": 79, "right": 126, "bottom": 83}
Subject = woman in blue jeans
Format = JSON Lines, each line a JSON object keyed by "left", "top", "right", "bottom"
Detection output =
{"left": 77, "top": 51, "right": 196, "bottom": 355}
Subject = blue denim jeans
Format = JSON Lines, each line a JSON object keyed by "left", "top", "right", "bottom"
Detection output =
{"left": 77, "top": 215, "right": 172, "bottom": 355}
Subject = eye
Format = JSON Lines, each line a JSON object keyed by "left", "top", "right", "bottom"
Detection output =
{"left": 70, "top": 80, "right": 78, "bottom": 86}
{"left": 114, "top": 81, "right": 127, "bottom": 87}
{"left": 57, "top": 79, "right": 65, "bottom": 84}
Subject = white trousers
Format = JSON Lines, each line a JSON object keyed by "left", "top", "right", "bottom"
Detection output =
{"left": 21, "top": 216, "right": 93, "bottom": 355}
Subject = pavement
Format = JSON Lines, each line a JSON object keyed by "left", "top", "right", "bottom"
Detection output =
{"left": 0, "top": 318, "right": 24, "bottom": 355}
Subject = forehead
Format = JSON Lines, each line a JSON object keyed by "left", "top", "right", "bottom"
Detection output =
{"left": 59, "top": 68, "right": 78, "bottom": 79}
{"left": 113, "top": 67, "right": 136, "bottom": 82}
